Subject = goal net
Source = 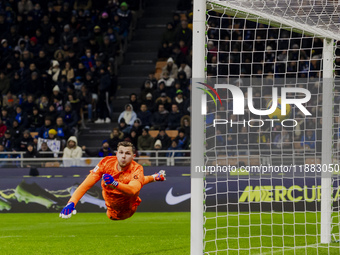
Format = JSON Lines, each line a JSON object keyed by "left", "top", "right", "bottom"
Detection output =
{"left": 191, "top": 0, "right": 340, "bottom": 254}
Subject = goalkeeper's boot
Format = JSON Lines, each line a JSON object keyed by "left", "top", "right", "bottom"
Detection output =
{"left": 153, "top": 170, "right": 166, "bottom": 181}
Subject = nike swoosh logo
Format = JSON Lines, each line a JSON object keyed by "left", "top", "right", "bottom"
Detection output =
{"left": 165, "top": 187, "right": 213, "bottom": 205}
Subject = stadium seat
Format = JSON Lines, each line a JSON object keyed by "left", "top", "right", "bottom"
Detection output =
{"left": 45, "top": 162, "right": 60, "bottom": 167}
{"left": 147, "top": 130, "right": 178, "bottom": 140}
{"left": 166, "top": 130, "right": 178, "bottom": 139}
{"left": 154, "top": 61, "right": 167, "bottom": 79}
{"left": 30, "top": 132, "right": 38, "bottom": 138}
{"left": 137, "top": 156, "right": 151, "bottom": 166}
{"left": 149, "top": 130, "right": 159, "bottom": 138}
{"left": 305, "top": 158, "right": 321, "bottom": 165}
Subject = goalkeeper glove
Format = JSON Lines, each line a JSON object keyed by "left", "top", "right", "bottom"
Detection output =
{"left": 102, "top": 173, "right": 119, "bottom": 187}
{"left": 59, "top": 202, "right": 76, "bottom": 219}
{"left": 152, "top": 170, "right": 166, "bottom": 181}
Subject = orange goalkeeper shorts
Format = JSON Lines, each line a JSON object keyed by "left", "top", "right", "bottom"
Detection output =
{"left": 106, "top": 197, "right": 142, "bottom": 220}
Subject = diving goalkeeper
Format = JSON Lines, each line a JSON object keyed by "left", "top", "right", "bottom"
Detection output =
{"left": 59, "top": 141, "right": 165, "bottom": 220}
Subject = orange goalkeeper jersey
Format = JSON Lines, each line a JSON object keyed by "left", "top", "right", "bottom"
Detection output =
{"left": 69, "top": 156, "right": 144, "bottom": 215}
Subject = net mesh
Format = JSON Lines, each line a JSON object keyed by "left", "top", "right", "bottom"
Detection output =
{"left": 207, "top": 0, "right": 340, "bottom": 40}
{"left": 202, "top": 2, "right": 340, "bottom": 254}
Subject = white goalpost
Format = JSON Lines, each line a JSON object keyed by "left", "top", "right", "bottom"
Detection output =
{"left": 191, "top": 0, "right": 340, "bottom": 254}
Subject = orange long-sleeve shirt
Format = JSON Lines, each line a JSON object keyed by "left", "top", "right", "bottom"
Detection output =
{"left": 69, "top": 156, "right": 144, "bottom": 212}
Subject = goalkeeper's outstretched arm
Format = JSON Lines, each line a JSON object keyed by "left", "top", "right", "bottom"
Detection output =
{"left": 59, "top": 173, "right": 98, "bottom": 219}
{"left": 143, "top": 170, "right": 166, "bottom": 185}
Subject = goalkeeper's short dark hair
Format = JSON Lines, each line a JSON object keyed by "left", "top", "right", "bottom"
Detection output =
{"left": 117, "top": 141, "right": 136, "bottom": 154}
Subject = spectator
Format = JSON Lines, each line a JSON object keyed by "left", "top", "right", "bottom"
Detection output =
{"left": 151, "top": 104, "right": 169, "bottom": 130}
{"left": 162, "top": 22, "right": 176, "bottom": 46}
{"left": 44, "top": 36, "right": 59, "bottom": 59}
{"left": 125, "top": 129, "right": 138, "bottom": 149}
{"left": 172, "top": 89, "right": 185, "bottom": 112}
{"left": 25, "top": 71, "right": 43, "bottom": 98}
{"left": 144, "top": 93, "right": 155, "bottom": 112}
{"left": 14, "top": 129, "right": 33, "bottom": 152}
{"left": 95, "top": 68, "right": 112, "bottom": 123}
{"left": 82, "top": 140, "right": 114, "bottom": 157}
{"left": 108, "top": 127, "right": 123, "bottom": 151}
{"left": 61, "top": 61, "right": 75, "bottom": 82}
{"left": 62, "top": 136, "right": 82, "bottom": 166}
{"left": 73, "top": 76, "right": 84, "bottom": 91}
{"left": 10, "top": 72, "right": 24, "bottom": 98}
{"left": 0, "top": 71, "right": 10, "bottom": 97}
{"left": 167, "top": 103, "right": 182, "bottom": 130}
{"left": 137, "top": 104, "right": 152, "bottom": 129}
{"left": 65, "top": 84, "right": 80, "bottom": 113}
{"left": 38, "top": 116, "right": 53, "bottom": 139}
{"left": 131, "top": 118, "right": 143, "bottom": 136}
{"left": 166, "top": 140, "right": 183, "bottom": 157}
{"left": 60, "top": 24, "right": 74, "bottom": 52}
{"left": 38, "top": 141, "right": 54, "bottom": 159}
{"left": 18, "top": 0, "right": 34, "bottom": 15}
{"left": 175, "top": 20, "right": 192, "bottom": 46}
{"left": 27, "top": 106, "right": 44, "bottom": 132}
{"left": 84, "top": 72, "right": 99, "bottom": 101}
{"left": 47, "top": 60, "right": 61, "bottom": 82}
{"left": 140, "top": 80, "right": 154, "bottom": 103}
{"left": 60, "top": 102, "right": 78, "bottom": 132}
{"left": 50, "top": 86, "right": 64, "bottom": 112}
{"left": 36, "top": 50, "right": 51, "bottom": 71}
{"left": 13, "top": 105, "right": 28, "bottom": 129}
{"left": 79, "top": 85, "right": 93, "bottom": 122}
{"left": 81, "top": 48, "right": 96, "bottom": 71}
{"left": 54, "top": 116, "right": 71, "bottom": 146}
{"left": 153, "top": 82, "right": 168, "bottom": 100}
{"left": 158, "top": 42, "right": 172, "bottom": 59}
{"left": 137, "top": 128, "right": 154, "bottom": 152}
{"left": 23, "top": 143, "right": 40, "bottom": 168}
{"left": 118, "top": 104, "right": 137, "bottom": 127}
{"left": 28, "top": 37, "right": 40, "bottom": 57}
{"left": 0, "top": 129, "right": 14, "bottom": 151}
{"left": 1, "top": 107, "right": 12, "bottom": 127}
{"left": 10, "top": 119, "right": 23, "bottom": 140}
{"left": 300, "top": 129, "right": 316, "bottom": 150}
{"left": 116, "top": 2, "right": 132, "bottom": 38}
{"left": 180, "top": 115, "right": 191, "bottom": 136}
{"left": 154, "top": 92, "right": 172, "bottom": 112}
{"left": 37, "top": 95, "right": 49, "bottom": 114}
{"left": 0, "top": 118, "right": 7, "bottom": 138}
{"left": 21, "top": 94, "right": 36, "bottom": 115}
{"left": 154, "top": 139, "right": 162, "bottom": 151}
{"left": 174, "top": 129, "right": 189, "bottom": 150}
{"left": 178, "top": 61, "right": 192, "bottom": 79}
{"left": 155, "top": 128, "right": 172, "bottom": 151}
{"left": 118, "top": 118, "right": 130, "bottom": 134}
{"left": 158, "top": 70, "right": 175, "bottom": 88}
{"left": 129, "top": 93, "right": 139, "bottom": 113}
{"left": 162, "top": 57, "right": 178, "bottom": 79}
{"left": 177, "top": 70, "right": 189, "bottom": 89}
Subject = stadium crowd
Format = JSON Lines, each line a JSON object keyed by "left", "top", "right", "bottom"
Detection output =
{"left": 0, "top": 0, "right": 193, "bottom": 163}
{"left": 205, "top": 11, "right": 328, "bottom": 159}
{"left": 0, "top": 0, "right": 328, "bottom": 165}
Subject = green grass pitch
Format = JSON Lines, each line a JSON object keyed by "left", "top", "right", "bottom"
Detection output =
{"left": 205, "top": 212, "right": 340, "bottom": 255}
{"left": 0, "top": 212, "right": 190, "bottom": 255}
{"left": 2, "top": 212, "right": 340, "bottom": 254}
